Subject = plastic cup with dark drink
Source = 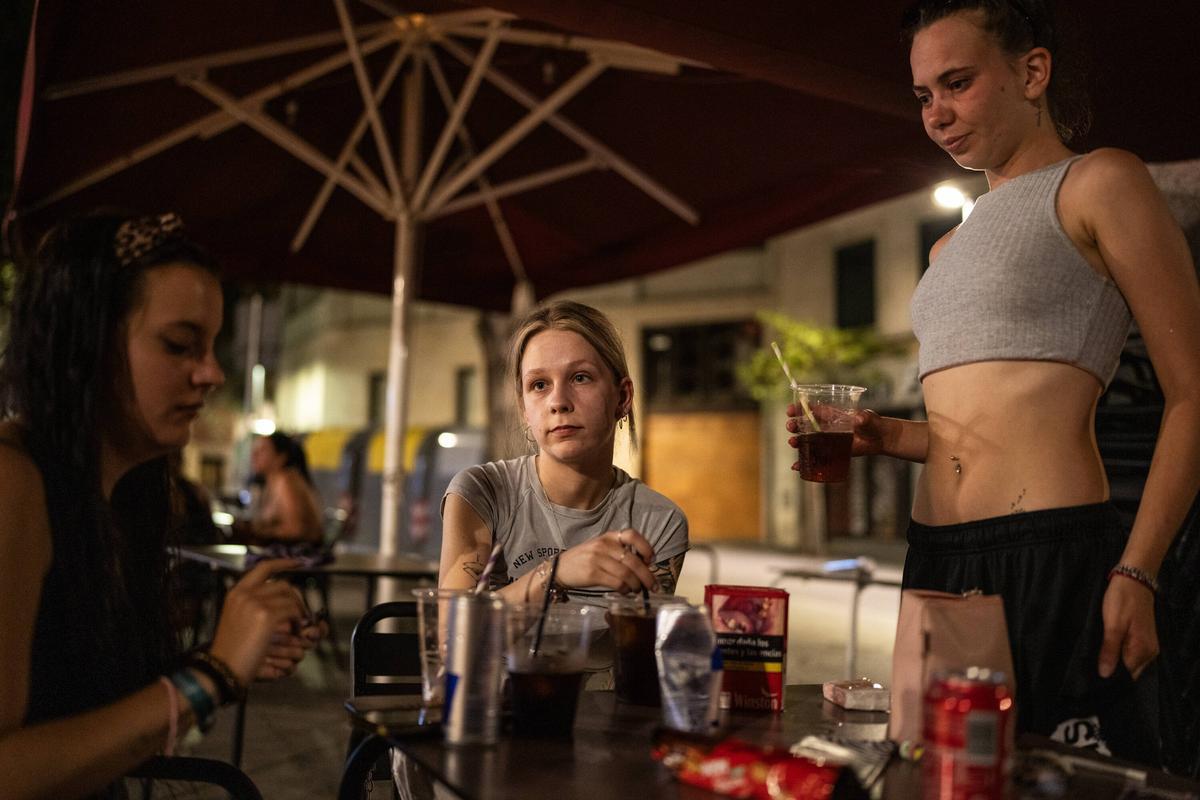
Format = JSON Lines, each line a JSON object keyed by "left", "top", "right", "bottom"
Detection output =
{"left": 505, "top": 603, "right": 599, "bottom": 738}
{"left": 791, "top": 384, "right": 866, "bottom": 483}
{"left": 606, "top": 593, "right": 688, "bottom": 706}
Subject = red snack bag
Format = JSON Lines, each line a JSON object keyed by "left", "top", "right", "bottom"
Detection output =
{"left": 652, "top": 731, "right": 865, "bottom": 800}
{"left": 705, "top": 585, "right": 789, "bottom": 712}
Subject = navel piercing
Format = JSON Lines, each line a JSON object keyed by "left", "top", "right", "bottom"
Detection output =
{"left": 949, "top": 455, "right": 962, "bottom": 475}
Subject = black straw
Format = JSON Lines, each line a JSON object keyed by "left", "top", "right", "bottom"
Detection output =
{"left": 629, "top": 544, "right": 650, "bottom": 613}
{"left": 530, "top": 553, "right": 561, "bottom": 657}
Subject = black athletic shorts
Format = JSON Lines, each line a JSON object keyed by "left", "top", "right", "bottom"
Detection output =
{"left": 903, "top": 502, "right": 1161, "bottom": 766}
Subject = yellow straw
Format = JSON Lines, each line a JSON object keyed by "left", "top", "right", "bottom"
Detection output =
{"left": 771, "top": 341, "right": 821, "bottom": 433}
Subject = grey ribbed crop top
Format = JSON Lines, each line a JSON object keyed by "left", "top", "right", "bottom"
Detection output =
{"left": 910, "top": 156, "right": 1132, "bottom": 387}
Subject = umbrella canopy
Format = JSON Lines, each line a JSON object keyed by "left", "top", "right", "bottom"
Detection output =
{"left": 9, "top": 0, "right": 1200, "bottom": 555}
{"left": 10, "top": 2, "right": 1200, "bottom": 305}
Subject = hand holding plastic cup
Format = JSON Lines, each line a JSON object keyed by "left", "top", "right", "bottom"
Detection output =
{"left": 505, "top": 603, "right": 599, "bottom": 737}
{"left": 791, "top": 384, "right": 866, "bottom": 482}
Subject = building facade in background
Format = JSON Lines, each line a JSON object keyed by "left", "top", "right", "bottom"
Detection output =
{"left": 244, "top": 176, "right": 988, "bottom": 551}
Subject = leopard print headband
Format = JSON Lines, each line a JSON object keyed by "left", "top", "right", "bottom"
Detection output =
{"left": 113, "top": 212, "right": 185, "bottom": 267}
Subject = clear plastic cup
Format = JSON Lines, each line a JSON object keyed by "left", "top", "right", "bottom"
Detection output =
{"left": 411, "top": 587, "right": 468, "bottom": 708}
{"left": 791, "top": 384, "right": 866, "bottom": 482}
{"left": 505, "top": 603, "right": 600, "bottom": 737}
{"left": 605, "top": 593, "right": 688, "bottom": 706}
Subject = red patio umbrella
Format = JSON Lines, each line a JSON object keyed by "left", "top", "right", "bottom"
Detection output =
{"left": 8, "top": 0, "right": 1200, "bottom": 553}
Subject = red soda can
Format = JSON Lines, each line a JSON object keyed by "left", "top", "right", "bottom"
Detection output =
{"left": 922, "top": 666, "right": 1013, "bottom": 800}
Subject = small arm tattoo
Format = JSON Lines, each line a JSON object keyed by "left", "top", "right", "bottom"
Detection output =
{"left": 651, "top": 553, "right": 686, "bottom": 595}
{"left": 460, "top": 555, "right": 485, "bottom": 582}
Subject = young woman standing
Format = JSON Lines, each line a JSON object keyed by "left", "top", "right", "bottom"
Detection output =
{"left": 789, "top": 1, "right": 1200, "bottom": 762}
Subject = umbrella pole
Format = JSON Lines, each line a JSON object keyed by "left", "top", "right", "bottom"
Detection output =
{"left": 379, "top": 62, "right": 423, "bottom": 600}
{"left": 380, "top": 211, "right": 417, "bottom": 567}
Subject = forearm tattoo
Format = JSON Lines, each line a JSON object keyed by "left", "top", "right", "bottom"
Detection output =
{"left": 652, "top": 553, "right": 686, "bottom": 595}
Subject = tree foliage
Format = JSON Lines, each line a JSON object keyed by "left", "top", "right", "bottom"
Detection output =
{"left": 737, "top": 310, "right": 904, "bottom": 402}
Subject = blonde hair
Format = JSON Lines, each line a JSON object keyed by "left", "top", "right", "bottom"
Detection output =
{"left": 509, "top": 300, "right": 636, "bottom": 448}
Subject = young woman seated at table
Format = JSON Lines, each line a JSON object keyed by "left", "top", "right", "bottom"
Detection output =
{"left": 439, "top": 300, "right": 689, "bottom": 603}
{"left": 0, "top": 213, "right": 322, "bottom": 799}
{"left": 233, "top": 432, "right": 324, "bottom": 545}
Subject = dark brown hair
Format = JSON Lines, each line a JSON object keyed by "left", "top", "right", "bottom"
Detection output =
{"left": 902, "top": 0, "right": 1091, "bottom": 143}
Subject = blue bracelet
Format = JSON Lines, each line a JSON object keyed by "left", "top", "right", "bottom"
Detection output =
{"left": 170, "top": 668, "right": 217, "bottom": 733}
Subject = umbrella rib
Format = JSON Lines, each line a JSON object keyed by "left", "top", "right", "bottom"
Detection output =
{"left": 186, "top": 76, "right": 393, "bottom": 218}
{"left": 428, "top": 158, "right": 600, "bottom": 220}
{"left": 43, "top": 22, "right": 394, "bottom": 100}
{"left": 425, "top": 58, "right": 606, "bottom": 216}
{"left": 41, "top": 8, "right": 512, "bottom": 100}
{"left": 349, "top": 155, "right": 389, "bottom": 199}
{"left": 293, "top": 40, "right": 415, "bottom": 253}
{"left": 24, "top": 32, "right": 398, "bottom": 214}
{"left": 411, "top": 20, "right": 503, "bottom": 212}
{"left": 439, "top": 37, "right": 700, "bottom": 226}
{"left": 424, "top": 48, "right": 527, "bottom": 282}
{"left": 333, "top": 0, "right": 405, "bottom": 212}
{"left": 449, "top": 23, "right": 708, "bottom": 73}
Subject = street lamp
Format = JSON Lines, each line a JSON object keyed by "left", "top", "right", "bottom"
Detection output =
{"left": 933, "top": 183, "right": 975, "bottom": 223}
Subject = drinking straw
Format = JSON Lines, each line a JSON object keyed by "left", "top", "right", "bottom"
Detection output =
{"left": 530, "top": 553, "right": 561, "bottom": 657}
{"left": 631, "top": 546, "right": 650, "bottom": 613}
{"left": 473, "top": 542, "right": 504, "bottom": 595}
{"left": 771, "top": 341, "right": 821, "bottom": 433}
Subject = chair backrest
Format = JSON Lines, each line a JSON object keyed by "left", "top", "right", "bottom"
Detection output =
{"left": 350, "top": 600, "right": 423, "bottom": 697}
{"left": 129, "top": 755, "right": 263, "bottom": 800}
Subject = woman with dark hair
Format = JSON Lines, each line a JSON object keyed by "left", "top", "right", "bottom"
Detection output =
{"left": 238, "top": 431, "right": 324, "bottom": 544}
{"left": 789, "top": 0, "right": 1200, "bottom": 762}
{"left": 0, "top": 213, "right": 321, "bottom": 799}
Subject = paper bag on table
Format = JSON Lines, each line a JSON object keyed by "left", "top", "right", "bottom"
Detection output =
{"left": 888, "top": 589, "right": 1016, "bottom": 743}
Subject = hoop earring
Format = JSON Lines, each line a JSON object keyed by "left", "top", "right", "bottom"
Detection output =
{"left": 617, "top": 415, "right": 627, "bottom": 431}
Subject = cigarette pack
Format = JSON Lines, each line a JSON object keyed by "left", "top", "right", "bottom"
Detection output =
{"left": 704, "top": 584, "right": 788, "bottom": 712}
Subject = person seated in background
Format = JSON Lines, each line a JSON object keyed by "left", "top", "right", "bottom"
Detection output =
{"left": 235, "top": 432, "right": 324, "bottom": 545}
{"left": 0, "top": 212, "right": 321, "bottom": 800}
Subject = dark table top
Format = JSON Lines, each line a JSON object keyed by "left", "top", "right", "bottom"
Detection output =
{"left": 178, "top": 544, "right": 438, "bottom": 580}
{"left": 347, "top": 686, "right": 1199, "bottom": 800}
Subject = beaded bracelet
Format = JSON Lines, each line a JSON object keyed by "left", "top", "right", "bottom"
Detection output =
{"left": 170, "top": 668, "right": 217, "bottom": 733}
{"left": 1107, "top": 563, "right": 1159, "bottom": 595}
{"left": 188, "top": 650, "right": 247, "bottom": 705}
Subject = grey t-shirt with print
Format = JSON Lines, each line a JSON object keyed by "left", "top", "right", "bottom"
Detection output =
{"left": 442, "top": 455, "right": 689, "bottom": 602}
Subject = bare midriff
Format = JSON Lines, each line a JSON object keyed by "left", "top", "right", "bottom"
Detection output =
{"left": 912, "top": 360, "right": 1110, "bottom": 525}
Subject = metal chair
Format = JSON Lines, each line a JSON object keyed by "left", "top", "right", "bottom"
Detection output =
{"left": 349, "top": 600, "right": 423, "bottom": 698}
{"left": 344, "top": 601, "right": 424, "bottom": 798}
{"left": 128, "top": 755, "right": 263, "bottom": 799}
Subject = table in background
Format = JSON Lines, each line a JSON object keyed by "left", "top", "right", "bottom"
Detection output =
{"left": 178, "top": 544, "right": 438, "bottom": 606}
{"left": 343, "top": 685, "right": 1199, "bottom": 800}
